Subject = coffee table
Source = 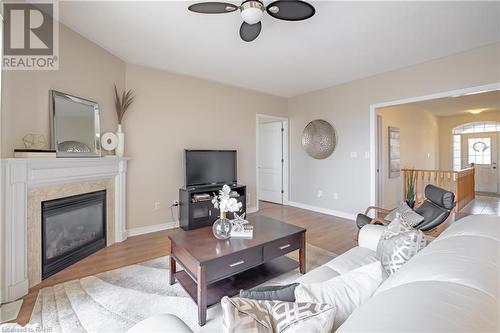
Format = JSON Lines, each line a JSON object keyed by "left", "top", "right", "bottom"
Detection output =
{"left": 168, "top": 215, "right": 306, "bottom": 326}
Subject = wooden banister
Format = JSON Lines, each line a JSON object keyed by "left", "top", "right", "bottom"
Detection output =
{"left": 401, "top": 167, "right": 475, "bottom": 212}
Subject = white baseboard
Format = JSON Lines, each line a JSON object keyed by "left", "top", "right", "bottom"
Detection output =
{"left": 127, "top": 221, "right": 179, "bottom": 237}
{"left": 247, "top": 206, "right": 258, "bottom": 214}
{"left": 286, "top": 201, "right": 356, "bottom": 221}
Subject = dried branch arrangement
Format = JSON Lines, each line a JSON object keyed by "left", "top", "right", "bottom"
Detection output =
{"left": 114, "top": 84, "right": 135, "bottom": 124}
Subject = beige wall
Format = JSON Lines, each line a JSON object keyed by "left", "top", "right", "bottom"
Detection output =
{"left": 1, "top": 24, "right": 126, "bottom": 156}
{"left": 288, "top": 43, "right": 500, "bottom": 216}
{"left": 123, "top": 64, "right": 287, "bottom": 229}
{"left": 1, "top": 20, "right": 499, "bottom": 231}
{"left": 377, "top": 106, "right": 439, "bottom": 208}
{"left": 438, "top": 111, "right": 500, "bottom": 170}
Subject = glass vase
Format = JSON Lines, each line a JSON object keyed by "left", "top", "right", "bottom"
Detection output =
{"left": 212, "top": 211, "right": 232, "bottom": 240}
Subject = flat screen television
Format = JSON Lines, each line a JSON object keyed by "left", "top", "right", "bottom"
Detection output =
{"left": 185, "top": 150, "right": 237, "bottom": 187}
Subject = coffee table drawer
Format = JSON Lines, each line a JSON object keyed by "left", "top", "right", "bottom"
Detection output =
{"left": 263, "top": 234, "right": 301, "bottom": 261}
{"left": 206, "top": 247, "right": 263, "bottom": 283}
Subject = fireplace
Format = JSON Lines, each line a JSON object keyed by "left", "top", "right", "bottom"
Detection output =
{"left": 42, "top": 190, "right": 106, "bottom": 279}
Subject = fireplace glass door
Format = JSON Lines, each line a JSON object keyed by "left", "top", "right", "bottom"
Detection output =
{"left": 42, "top": 190, "right": 106, "bottom": 279}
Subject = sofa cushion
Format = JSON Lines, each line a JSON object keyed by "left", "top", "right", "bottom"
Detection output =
{"left": 295, "top": 246, "right": 377, "bottom": 285}
{"left": 337, "top": 281, "right": 498, "bottom": 333}
{"left": 324, "top": 246, "right": 378, "bottom": 275}
{"left": 294, "top": 265, "right": 340, "bottom": 284}
{"left": 295, "top": 261, "right": 385, "bottom": 331}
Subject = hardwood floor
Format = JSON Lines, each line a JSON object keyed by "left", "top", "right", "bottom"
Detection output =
{"left": 12, "top": 200, "right": 358, "bottom": 325}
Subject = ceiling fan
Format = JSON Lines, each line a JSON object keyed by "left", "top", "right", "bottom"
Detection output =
{"left": 188, "top": 0, "right": 316, "bottom": 42}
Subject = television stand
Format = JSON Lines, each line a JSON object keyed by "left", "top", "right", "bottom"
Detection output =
{"left": 179, "top": 184, "right": 246, "bottom": 230}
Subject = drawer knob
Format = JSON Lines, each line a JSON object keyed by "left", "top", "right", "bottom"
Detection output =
{"left": 279, "top": 244, "right": 291, "bottom": 250}
{"left": 229, "top": 260, "right": 245, "bottom": 267}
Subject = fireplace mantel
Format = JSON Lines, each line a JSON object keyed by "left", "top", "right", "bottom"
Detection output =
{"left": 1, "top": 157, "right": 128, "bottom": 303}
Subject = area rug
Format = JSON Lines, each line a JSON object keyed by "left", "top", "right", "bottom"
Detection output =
{"left": 29, "top": 243, "right": 336, "bottom": 333}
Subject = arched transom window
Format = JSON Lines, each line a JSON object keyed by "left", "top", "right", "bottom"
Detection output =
{"left": 452, "top": 121, "right": 500, "bottom": 170}
{"left": 453, "top": 121, "right": 500, "bottom": 134}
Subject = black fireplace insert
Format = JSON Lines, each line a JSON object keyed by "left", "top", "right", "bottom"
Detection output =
{"left": 42, "top": 190, "right": 106, "bottom": 279}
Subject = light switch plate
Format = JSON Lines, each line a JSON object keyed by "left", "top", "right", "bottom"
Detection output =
{"left": 350, "top": 152, "right": 358, "bottom": 158}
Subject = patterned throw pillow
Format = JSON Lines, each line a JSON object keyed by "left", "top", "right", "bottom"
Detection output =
{"left": 400, "top": 210, "right": 424, "bottom": 227}
{"left": 385, "top": 202, "right": 413, "bottom": 221}
{"left": 221, "top": 296, "right": 335, "bottom": 333}
{"left": 376, "top": 217, "right": 427, "bottom": 275}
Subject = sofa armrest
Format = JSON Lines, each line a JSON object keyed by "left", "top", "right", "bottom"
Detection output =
{"left": 358, "top": 224, "right": 385, "bottom": 252}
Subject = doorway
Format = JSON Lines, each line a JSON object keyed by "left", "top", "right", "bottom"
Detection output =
{"left": 256, "top": 115, "right": 289, "bottom": 209}
{"left": 370, "top": 82, "right": 500, "bottom": 206}
{"left": 462, "top": 132, "right": 498, "bottom": 193}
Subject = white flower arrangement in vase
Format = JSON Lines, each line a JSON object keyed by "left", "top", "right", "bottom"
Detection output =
{"left": 211, "top": 185, "right": 242, "bottom": 239}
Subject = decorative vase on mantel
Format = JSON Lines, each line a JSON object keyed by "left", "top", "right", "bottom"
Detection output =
{"left": 212, "top": 211, "right": 232, "bottom": 240}
{"left": 115, "top": 124, "right": 125, "bottom": 157}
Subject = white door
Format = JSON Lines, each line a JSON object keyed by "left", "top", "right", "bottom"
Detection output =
{"left": 258, "top": 121, "right": 283, "bottom": 204}
{"left": 462, "top": 133, "right": 498, "bottom": 193}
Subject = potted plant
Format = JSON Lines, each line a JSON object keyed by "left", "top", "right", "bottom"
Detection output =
{"left": 113, "top": 84, "right": 135, "bottom": 157}
{"left": 211, "top": 185, "right": 242, "bottom": 239}
{"left": 406, "top": 169, "right": 416, "bottom": 209}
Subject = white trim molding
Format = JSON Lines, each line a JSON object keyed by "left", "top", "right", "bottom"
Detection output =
{"left": 127, "top": 221, "right": 178, "bottom": 237}
{"left": 286, "top": 201, "right": 357, "bottom": 221}
{"left": 1, "top": 157, "right": 128, "bottom": 303}
{"left": 246, "top": 206, "right": 258, "bottom": 214}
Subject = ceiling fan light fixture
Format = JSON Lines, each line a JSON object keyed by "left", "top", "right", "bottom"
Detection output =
{"left": 240, "top": 0, "right": 264, "bottom": 24}
{"left": 268, "top": 6, "right": 279, "bottom": 14}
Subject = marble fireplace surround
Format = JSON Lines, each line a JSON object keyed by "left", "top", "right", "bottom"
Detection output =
{"left": 1, "top": 157, "right": 128, "bottom": 303}
{"left": 28, "top": 179, "right": 116, "bottom": 287}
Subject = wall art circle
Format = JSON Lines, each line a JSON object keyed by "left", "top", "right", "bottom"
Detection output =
{"left": 101, "top": 132, "right": 119, "bottom": 151}
{"left": 301, "top": 119, "right": 337, "bottom": 159}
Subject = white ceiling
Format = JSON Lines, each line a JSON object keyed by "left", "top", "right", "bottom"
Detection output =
{"left": 401, "top": 90, "right": 500, "bottom": 117}
{"left": 58, "top": 1, "right": 500, "bottom": 97}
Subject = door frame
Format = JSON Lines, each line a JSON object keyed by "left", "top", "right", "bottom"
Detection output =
{"left": 369, "top": 82, "right": 500, "bottom": 206}
{"left": 256, "top": 114, "right": 289, "bottom": 211}
{"left": 376, "top": 114, "right": 384, "bottom": 206}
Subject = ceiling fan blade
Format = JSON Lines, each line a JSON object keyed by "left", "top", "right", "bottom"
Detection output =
{"left": 266, "top": 0, "right": 315, "bottom": 21}
{"left": 240, "top": 21, "right": 262, "bottom": 42}
{"left": 188, "top": 2, "right": 238, "bottom": 14}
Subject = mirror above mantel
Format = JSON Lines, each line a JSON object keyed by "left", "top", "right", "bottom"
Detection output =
{"left": 50, "top": 90, "right": 101, "bottom": 157}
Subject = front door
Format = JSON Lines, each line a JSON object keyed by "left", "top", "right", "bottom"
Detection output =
{"left": 258, "top": 121, "right": 283, "bottom": 204}
{"left": 462, "top": 133, "right": 498, "bottom": 193}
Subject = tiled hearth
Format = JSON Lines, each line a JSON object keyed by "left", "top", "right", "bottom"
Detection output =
{"left": 1, "top": 157, "right": 128, "bottom": 303}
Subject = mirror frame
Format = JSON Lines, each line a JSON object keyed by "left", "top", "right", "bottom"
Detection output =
{"left": 50, "top": 90, "right": 101, "bottom": 158}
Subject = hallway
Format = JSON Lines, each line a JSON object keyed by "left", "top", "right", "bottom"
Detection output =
{"left": 455, "top": 194, "right": 500, "bottom": 220}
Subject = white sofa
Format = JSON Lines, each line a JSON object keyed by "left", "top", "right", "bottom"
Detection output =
{"left": 336, "top": 214, "right": 499, "bottom": 332}
{"left": 129, "top": 214, "right": 499, "bottom": 332}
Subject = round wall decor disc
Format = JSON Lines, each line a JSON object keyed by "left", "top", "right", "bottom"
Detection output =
{"left": 301, "top": 119, "right": 337, "bottom": 159}
{"left": 101, "top": 132, "right": 118, "bottom": 151}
